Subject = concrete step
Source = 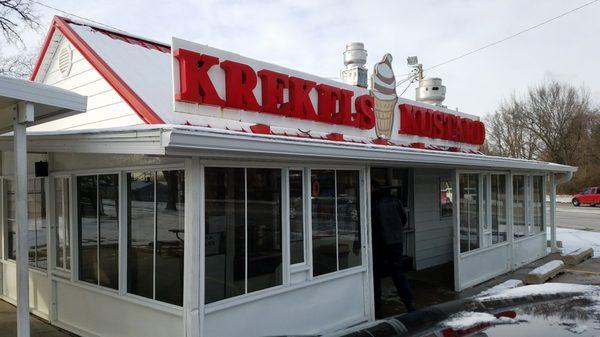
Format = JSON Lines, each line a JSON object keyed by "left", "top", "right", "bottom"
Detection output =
{"left": 562, "top": 247, "right": 594, "bottom": 266}
{"left": 525, "top": 260, "right": 564, "bottom": 284}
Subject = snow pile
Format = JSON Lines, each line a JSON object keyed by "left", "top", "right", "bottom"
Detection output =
{"left": 443, "top": 312, "right": 516, "bottom": 329}
{"left": 478, "top": 283, "right": 597, "bottom": 301}
{"left": 554, "top": 228, "right": 600, "bottom": 257}
{"left": 560, "top": 322, "right": 588, "bottom": 334}
{"left": 528, "top": 260, "right": 563, "bottom": 276}
{"left": 477, "top": 279, "right": 523, "bottom": 297}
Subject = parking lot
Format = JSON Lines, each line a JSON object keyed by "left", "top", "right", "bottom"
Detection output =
{"left": 556, "top": 203, "right": 600, "bottom": 232}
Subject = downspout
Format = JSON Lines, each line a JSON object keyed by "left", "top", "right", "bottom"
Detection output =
{"left": 550, "top": 171, "right": 574, "bottom": 253}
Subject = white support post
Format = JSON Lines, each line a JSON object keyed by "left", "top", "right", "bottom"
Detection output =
{"left": 183, "top": 157, "right": 202, "bottom": 337}
{"left": 549, "top": 174, "right": 558, "bottom": 253}
{"left": 14, "top": 101, "right": 33, "bottom": 337}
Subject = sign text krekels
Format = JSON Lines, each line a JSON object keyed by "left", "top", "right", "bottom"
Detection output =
{"left": 174, "top": 48, "right": 376, "bottom": 130}
{"left": 174, "top": 48, "right": 485, "bottom": 145}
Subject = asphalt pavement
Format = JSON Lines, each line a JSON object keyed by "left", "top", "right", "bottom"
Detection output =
{"left": 556, "top": 203, "right": 600, "bottom": 232}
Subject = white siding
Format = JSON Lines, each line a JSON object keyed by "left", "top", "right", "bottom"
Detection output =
{"left": 413, "top": 168, "right": 454, "bottom": 270}
{"left": 30, "top": 34, "right": 144, "bottom": 132}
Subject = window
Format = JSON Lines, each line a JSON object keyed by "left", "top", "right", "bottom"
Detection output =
{"left": 512, "top": 175, "right": 526, "bottom": 239}
{"left": 311, "top": 170, "right": 361, "bottom": 277}
{"left": 289, "top": 170, "right": 304, "bottom": 265}
{"left": 491, "top": 174, "right": 507, "bottom": 244}
{"left": 204, "top": 167, "right": 282, "bottom": 304}
{"left": 439, "top": 178, "right": 453, "bottom": 218}
{"left": 6, "top": 178, "right": 47, "bottom": 269}
{"left": 77, "top": 174, "right": 119, "bottom": 289}
{"left": 127, "top": 170, "right": 185, "bottom": 306}
{"left": 459, "top": 173, "right": 479, "bottom": 252}
{"left": 54, "top": 177, "right": 71, "bottom": 270}
{"left": 532, "top": 176, "right": 544, "bottom": 233}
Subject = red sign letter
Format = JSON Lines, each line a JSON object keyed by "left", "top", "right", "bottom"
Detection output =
{"left": 289, "top": 77, "right": 317, "bottom": 120}
{"left": 257, "top": 69, "right": 289, "bottom": 116}
{"left": 220, "top": 60, "right": 262, "bottom": 111}
{"left": 355, "top": 95, "right": 375, "bottom": 130}
{"left": 174, "top": 49, "right": 224, "bottom": 106}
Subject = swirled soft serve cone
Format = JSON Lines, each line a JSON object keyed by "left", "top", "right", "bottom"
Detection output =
{"left": 370, "top": 54, "right": 398, "bottom": 139}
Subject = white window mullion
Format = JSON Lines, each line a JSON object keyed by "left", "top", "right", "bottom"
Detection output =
{"left": 152, "top": 172, "right": 157, "bottom": 300}
{"left": 305, "top": 168, "right": 313, "bottom": 280}
{"left": 244, "top": 168, "right": 248, "bottom": 294}
{"left": 334, "top": 170, "right": 339, "bottom": 271}
{"left": 96, "top": 175, "right": 100, "bottom": 286}
{"left": 281, "top": 168, "right": 290, "bottom": 285}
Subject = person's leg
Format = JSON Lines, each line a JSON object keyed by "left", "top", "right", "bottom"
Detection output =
{"left": 386, "top": 243, "right": 415, "bottom": 311}
{"left": 373, "top": 247, "right": 383, "bottom": 315}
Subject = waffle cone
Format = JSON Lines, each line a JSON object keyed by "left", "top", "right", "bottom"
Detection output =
{"left": 373, "top": 96, "right": 397, "bottom": 139}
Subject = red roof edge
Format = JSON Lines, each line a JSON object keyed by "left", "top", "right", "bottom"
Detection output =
{"left": 30, "top": 16, "right": 164, "bottom": 124}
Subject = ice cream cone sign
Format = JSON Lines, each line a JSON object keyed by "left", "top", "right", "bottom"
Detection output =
{"left": 370, "top": 54, "right": 398, "bottom": 139}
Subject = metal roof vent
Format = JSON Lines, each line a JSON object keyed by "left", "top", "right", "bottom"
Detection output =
{"left": 415, "top": 77, "right": 446, "bottom": 106}
{"left": 58, "top": 45, "right": 73, "bottom": 78}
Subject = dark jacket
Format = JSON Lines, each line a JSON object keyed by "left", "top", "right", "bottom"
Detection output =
{"left": 373, "top": 194, "right": 408, "bottom": 246}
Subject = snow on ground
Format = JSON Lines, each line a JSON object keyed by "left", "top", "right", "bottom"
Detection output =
{"left": 443, "top": 312, "right": 516, "bottom": 329}
{"left": 477, "top": 283, "right": 597, "bottom": 301}
{"left": 529, "top": 260, "right": 563, "bottom": 276}
{"left": 552, "top": 228, "right": 600, "bottom": 257}
{"left": 477, "top": 279, "right": 523, "bottom": 297}
{"left": 547, "top": 195, "right": 573, "bottom": 203}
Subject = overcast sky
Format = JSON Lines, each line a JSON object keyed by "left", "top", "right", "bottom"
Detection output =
{"left": 12, "top": 0, "right": 600, "bottom": 117}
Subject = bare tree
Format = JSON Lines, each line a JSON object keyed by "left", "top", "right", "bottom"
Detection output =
{"left": 0, "top": 51, "right": 34, "bottom": 78}
{"left": 484, "top": 98, "right": 541, "bottom": 160}
{"left": 0, "top": 0, "right": 39, "bottom": 44}
{"left": 485, "top": 81, "right": 600, "bottom": 193}
{"left": 513, "top": 82, "right": 597, "bottom": 165}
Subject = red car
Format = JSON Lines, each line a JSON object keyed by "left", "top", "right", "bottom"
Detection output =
{"left": 572, "top": 186, "right": 600, "bottom": 206}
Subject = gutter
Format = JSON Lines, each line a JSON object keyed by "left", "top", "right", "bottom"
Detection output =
{"left": 556, "top": 171, "right": 574, "bottom": 185}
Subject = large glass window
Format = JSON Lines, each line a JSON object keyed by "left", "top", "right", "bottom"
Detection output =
{"left": 459, "top": 173, "right": 479, "bottom": 252}
{"left": 54, "top": 177, "right": 70, "bottom": 270}
{"left": 127, "top": 170, "right": 185, "bottom": 306}
{"left": 204, "top": 167, "right": 282, "bottom": 304}
{"left": 77, "top": 174, "right": 119, "bottom": 289}
{"left": 289, "top": 170, "right": 304, "bottom": 265}
{"left": 311, "top": 170, "right": 361, "bottom": 277}
{"left": 532, "top": 176, "right": 544, "bottom": 233}
{"left": 512, "top": 175, "right": 526, "bottom": 239}
{"left": 491, "top": 174, "right": 507, "bottom": 244}
{"left": 440, "top": 178, "right": 453, "bottom": 218}
{"left": 6, "top": 178, "right": 47, "bottom": 269}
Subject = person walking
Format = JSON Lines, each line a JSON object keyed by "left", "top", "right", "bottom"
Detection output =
{"left": 372, "top": 186, "right": 416, "bottom": 317}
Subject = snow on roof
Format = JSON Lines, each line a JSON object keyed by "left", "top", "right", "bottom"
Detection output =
{"left": 67, "top": 21, "right": 174, "bottom": 122}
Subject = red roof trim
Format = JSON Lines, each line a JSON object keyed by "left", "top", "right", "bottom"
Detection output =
{"left": 39, "top": 16, "right": 164, "bottom": 124}
{"left": 29, "top": 22, "right": 58, "bottom": 81}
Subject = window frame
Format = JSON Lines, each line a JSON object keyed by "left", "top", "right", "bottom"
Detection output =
{"left": 52, "top": 175, "right": 71, "bottom": 273}
{"left": 308, "top": 167, "right": 365, "bottom": 279}
{"left": 439, "top": 177, "right": 453, "bottom": 219}
{"left": 2, "top": 176, "right": 49, "bottom": 271}
{"left": 125, "top": 169, "right": 186, "bottom": 306}
{"left": 288, "top": 167, "right": 307, "bottom": 268}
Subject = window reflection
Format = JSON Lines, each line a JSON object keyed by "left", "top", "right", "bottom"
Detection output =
{"left": 155, "top": 170, "right": 185, "bottom": 305}
{"left": 54, "top": 178, "right": 70, "bottom": 270}
{"left": 78, "top": 175, "right": 98, "bottom": 285}
{"left": 289, "top": 170, "right": 304, "bottom": 265}
{"left": 205, "top": 168, "right": 245, "bottom": 303}
{"left": 513, "top": 175, "right": 526, "bottom": 238}
{"left": 77, "top": 174, "right": 119, "bottom": 289}
{"left": 246, "top": 168, "right": 282, "bottom": 293}
{"left": 311, "top": 170, "right": 336, "bottom": 276}
{"left": 459, "top": 173, "right": 479, "bottom": 252}
{"left": 204, "top": 167, "right": 282, "bottom": 304}
{"left": 312, "top": 170, "right": 362, "bottom": 277}
{"left": 491, "top": 175, "right": 507, "bottom": 244}
{"left": 336, "top": 170, "right": 361, "bottom": 270}
{"left": 532, "top": 176, "right": 544, "bottom": 233}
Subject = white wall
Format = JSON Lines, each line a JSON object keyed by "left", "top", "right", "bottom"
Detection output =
{"left": 204, "top": 271, "right": 368, "bottom": 337}
{"left": 413, "top": 168, "right": 453, "bottom": 270}
{"left": 30, "top": 32, "right": 144, "bottom": 132}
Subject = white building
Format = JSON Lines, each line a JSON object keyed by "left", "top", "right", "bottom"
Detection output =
{"left": 0, "top": 16, "right": 574, "bottom": 337}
